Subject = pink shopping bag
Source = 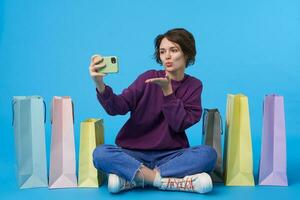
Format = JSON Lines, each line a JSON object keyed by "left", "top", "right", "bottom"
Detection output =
{"left": 49, "top": 96, "right": 77, "bottom": 188}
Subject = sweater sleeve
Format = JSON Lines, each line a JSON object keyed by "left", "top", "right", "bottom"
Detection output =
{"left": 96, "top": 71, "right": 150, "bottom": 115}
{"left": 161, "top": 81, "right": 203, "bottom": 132}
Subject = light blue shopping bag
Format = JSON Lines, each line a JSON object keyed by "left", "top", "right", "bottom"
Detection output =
{"left": 12, "top": 96, "right": 48, "bottom": 188}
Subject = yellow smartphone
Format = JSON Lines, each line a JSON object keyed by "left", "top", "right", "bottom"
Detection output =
{"left": 97, "top": 56, "right": 119, "bottom": 73}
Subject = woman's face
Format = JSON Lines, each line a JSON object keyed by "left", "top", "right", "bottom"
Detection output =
{"left": 159, "top": 37, "right": 186, "bottom": 73}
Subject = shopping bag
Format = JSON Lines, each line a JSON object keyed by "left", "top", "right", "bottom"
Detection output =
{"left": 224, "top": 94, "right": 254, "bottom": 186}
{"left": 258, "top": 94, "right": 288, "bottom": 186}
{"left": 12, "top": 96, "right": 48, "bottom": 188}
{"left": 78, "top": 118, "right": 105, "bottom": 187}
{"left": 49, "top": 96, "right": 77, "bottom": 188}
{"left": 202, "top": 108, "right": 224, "bottom": 183}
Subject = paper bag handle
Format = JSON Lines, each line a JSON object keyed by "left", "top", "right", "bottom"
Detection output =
{"left": 12, "top": 98, "right": 46, "bottom": 126}
{"left": 202, "top": 109, "right": 209, "bottom": 135}
{"left": 202, "top": 109, "right": 223, "bottom": 135}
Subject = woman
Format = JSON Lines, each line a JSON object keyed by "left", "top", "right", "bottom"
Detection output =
{"left": 89, "top": 28, "right": 217, "bottom": 194}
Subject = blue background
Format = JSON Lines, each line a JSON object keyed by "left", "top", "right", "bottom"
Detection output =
{"left": 0, "top": 0, "right": 299, "bottom": 199}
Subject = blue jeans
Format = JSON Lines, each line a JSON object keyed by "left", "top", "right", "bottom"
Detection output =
{"left": 93, "top": 144, "right": 217, "bottom": 182}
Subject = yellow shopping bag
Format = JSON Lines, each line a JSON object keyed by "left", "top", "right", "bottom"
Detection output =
{"left": 224, "top": 94, "right": 254, "bottom": 186}
{"left": 78, "top": 118, "right": 105, "bottom": 187}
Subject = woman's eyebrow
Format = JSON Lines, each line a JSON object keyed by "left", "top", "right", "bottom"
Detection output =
{"left": 159, "top": 46, "right": 178, "bottom": 50}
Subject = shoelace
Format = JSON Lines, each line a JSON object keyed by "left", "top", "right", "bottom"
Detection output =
{"left": 122, "top": 181, "right": 136, "bottom": 190}
{"left": 120, "top": 168, "right": 145, "bottom": 191}
{"left": 165, "top": 178, "right": 195, "bottom": 191}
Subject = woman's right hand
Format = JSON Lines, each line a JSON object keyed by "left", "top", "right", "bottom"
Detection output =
{"left": 89, "top": 54, "right": 107, "bottom": 93}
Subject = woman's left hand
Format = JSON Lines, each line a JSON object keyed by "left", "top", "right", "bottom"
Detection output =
{"left": 145, "top": 75, "right": 173, "bottom": 96}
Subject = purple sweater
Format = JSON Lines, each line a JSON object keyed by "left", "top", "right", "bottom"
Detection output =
{"left": 97, "top": 70, "right": 203, "bottom": 150}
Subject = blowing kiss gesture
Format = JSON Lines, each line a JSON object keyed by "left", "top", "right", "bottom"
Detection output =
{"left": 145, "top": 73, "right": 173, "bottom": 96}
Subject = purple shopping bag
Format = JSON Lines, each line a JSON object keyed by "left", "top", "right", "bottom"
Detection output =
{"left": 258, "top": 94, "right": 288, "bottom": 186}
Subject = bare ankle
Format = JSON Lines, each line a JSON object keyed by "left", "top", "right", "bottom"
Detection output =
{"left": 134, "top": 165, "right": 157, "bottom": 186}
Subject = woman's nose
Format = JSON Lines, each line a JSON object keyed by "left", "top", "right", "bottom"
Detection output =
{"left": 165, "top": 51, "right": 171, "bottom": 59}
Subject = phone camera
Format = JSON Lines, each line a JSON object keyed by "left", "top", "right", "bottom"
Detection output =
{"left": 111, "top": 57, "right": 116, "bottom": 64}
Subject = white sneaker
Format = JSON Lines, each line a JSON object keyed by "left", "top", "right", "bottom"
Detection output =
{"left": 107, "top": 174, "right": 137, "bottom": 193}
{"left": 159, "top": 172, "right": 213, "bottom": 194}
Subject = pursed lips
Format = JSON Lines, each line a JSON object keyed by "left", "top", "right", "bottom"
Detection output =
{"left": 165, "top": 62, "right": 173, "bottom": 67}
